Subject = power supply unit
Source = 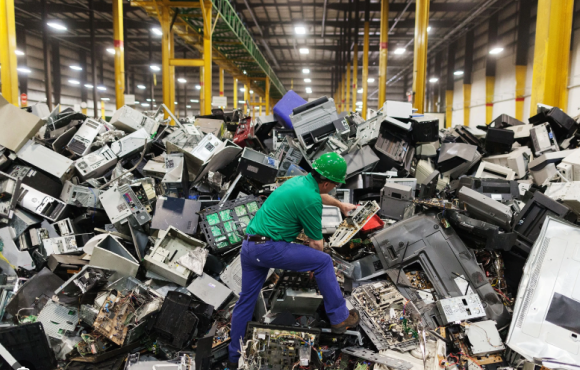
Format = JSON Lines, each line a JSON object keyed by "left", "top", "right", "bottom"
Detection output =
{"left": 74, "top": 145, "right": 118, "bottom": 181}
{"left": 66, "top": 118, "right": 105, "bottom": 157}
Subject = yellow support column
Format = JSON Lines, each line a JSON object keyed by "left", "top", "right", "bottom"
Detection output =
{"left": 362, "top": 19, "right": 370, "bottom": 119}
{"left": 342, "top": 74, "right": 346, "bottom": 112}
{"left": 352, "top": 44, "right": 358, "bottom": 113}
{"left": 100, "top": 100, "right": 106, "bottom": 118}
{"left": 199, "top": 66, "right": 204, "bottom": 115}
{"left": 200, "top": 0, "right": 212, "bottom": 115}
{"left": 377, "top": 0, "right": 388, "bottom": 108}
{"left": 251, "top": 90, "right": 255, "bottom": 120}
{"left": 259, "top": 97, "right": 263, "bottom": 115}
{"left": 515, "top": 65, "right": 526, "bottom": 121}
{"left": 463, "top": 84, "right": 471, "bottom": 127}
{"left": 219, "top": 68, "right": 224, "bottom": 108}
{"left": 530, "top": 0, "right": 573, "bottom": 114}
{"left": 0, "top": 0, "right": 18, "bottom": 105}
{"left": 161, "top": 7, "right": 172, "bottom": 112}
{"left": 234, "top": 78, "right": 238, "bottom": 109}
{"left": 113, "top": 0, "right": 124, "bottom": 108}
{"left": 445, "top": 90, "right": 453, "bottom": 128}
{"left": 265, "top": 77, "right": 270, "bottom": 114}
{"left": 485, "top": 76, "right": 495, "bottom": 123}
{"left": 244, "top": 81, "right": 249, "bottom": 115}
{"left": 412, "top": 0, "right": 429, "bottom": 114}
{"left": 169, "top": 28, "right": 175, "bottom": 114}
{"left": 346, "top": 63, "right": 351, "bottom": 112}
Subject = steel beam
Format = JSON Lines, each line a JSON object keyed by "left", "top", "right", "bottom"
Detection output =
{"left": 51, "top": 39, "right": 61, "bottom": 106}
{"left": 377, "top": 0, "right": 388, "bottom": 108}
{"left": 515, "top": 0, "right": 531, "bottom": 121}
{"left": 161, "top": 6, "right": 173, "bottom": 113}
{"left": 412, "top": 0, "right": 429, "bottom": 114}
{"left": 233, "top": 77, "right": 238, "bottom": 109}
{"left": 90, "top": 0, "right": 98, "bottom": 117}
{"left": 113, "top": 0, "right": 125, "bottom": 108}
{"left": 346, "top": 63, "right": 351, "bottom": 112}
{"left": 485, "top": 13, "right": 498, "bottom": 123}
{"left": 445, "top": 42, "right": 456, "bottom": 128}
{"left": 41, "top": 0, "right": 52, "bottom": 109}
{"left": 361, "top": 0, "right": 370, "bottom": 119}
{"left": 463, "top": 30, "right": 474, "bottom": 127}
{"left": 265, "top": 77, "right": 270, "bottom": 114}
{"left": 201, "top": 0, "right": 212, "bottom": 115}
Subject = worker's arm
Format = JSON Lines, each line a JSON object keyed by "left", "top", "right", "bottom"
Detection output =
{"left": 308, "top": 239, "right": 324, "bottom": 251}
{"left": 321, "top": 194, "right": 357, "bottom": 216}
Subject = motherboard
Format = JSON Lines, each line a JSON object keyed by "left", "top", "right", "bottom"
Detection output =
{"left": 347, "top": 281, "right": 420, "bottom": 352}
{"left": 329, "top": 201, "right": 380, "bottom": 248}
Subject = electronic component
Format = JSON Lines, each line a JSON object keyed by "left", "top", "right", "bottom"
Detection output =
{"left": 52, "top": 218, "right": 76, "bottom": 236}
{"left": 374, "top": 129, "right": 414, "bottom": 173}
{"left": 347, "top": 281, "right": 419, "bottom": 351}
{"left": 17, "top": 184, "right": 67, "bottom": 222}
{"left": 530, "top": 105, "right": 577, "bottom": 141}
{"left": 290, "top": 96, "right": 339, "bottom": 148}
{"left": 17, "top": 140, "right": 75, "bottom": 182}
{"left": 380, "top": 183, "right": 414, "bottom": 221}
{"left": 447, "top": 211, "right": 517, "bottom": 251}
{"left": 220, "top": 254, "right": 274, "bottom": 296}
{"left": 482, "top": 147, "right": 532, "bottom": 179}
{"left": 53, "top": 265, "right": 113, "bottom": 305}
{"left": 74, "top": 145, "right": 118, "bottom": 181}
{"left": 344, "top": 145, "right": 380, "bottom": 179}
{"left": 151, "top": 196, "right": 201, "bottom": 235}
{"left": 436, "top": 295, "right": 486, "bottom": 325}
{"left": 90, "top": 235, "right": 140, "bottom": 278}
{"left": 143, "top": 226, "right": 207, "bottom": 286}
{"left": 189, "top": 133, "right": 225, "bottom": 164}
{"left": 187, "top": 273, "right": 233, "bottom": 309}
{"left": 142, "top": 157, "right": 167, "bottom": 179}
{"left": 321, "top": 206, "right": 343, "bottom": 234}
{"left": 269, "top": 271, "right": 323, "bottom": 316}
{"left": 484, "top": 128, "right": 514, "bottom": 155}
{"left": 42, "top": 235, "right": 81, "bottom": 255}
{"left": 341, "top": 347, "right": 413, "bottom": 370}
{"left": 274, "top": 142, "right": 304, "bottom": 178}
{"left": 464, "top": 320, "right": 505, "bottom": 355}
{"left": 237, "top": 147, "right": 279, "bottom": 184}
{"left": 528, "top": 149, "right": 574, "bottom": 185}
{"left": 36, "top": 300, "right": 79, "bottom": 341}
{"left": 239, "top": 322, "right": 320, "bottom": 370}
{"left": 199, "top": 195, "right": 263, "bottom": 254}
{"left": 0, "top": 170, "right": 20, "bottom": 219}
{"left": 489, "top": 113, "right": 525, "bottom": 128}
{"left": 456, "top": 177, "right": 520, "bottom": 201}
{"left": 458, "top": 187, "right": 513, "bottom": 230}
{"left": 411, "top": 118, "right": 439, "bottom": 143}
{"left": 329, "top": 201, "right": 380, "bottom": 248}
{"left": 109, "top": 105, "right": 160, "bottom": 135}
{"left": 99, "top": 184, "right": 151, "bottom": 226}
{"left": 437, "top": 142, "right": 482, "bottom": 179}
{"left": 59, "top": 181, "right": 103, "bottom": 209}
{"left": 0, "top": 323, "right": 57, "bottom": 370}
{"left": 474, "top": 161, "right": 516, "bottom": 180}
{"left": 530, "top": 122, "right": 559, "bottom": 156}
{"left": 110, "top": 128, "right": 151, "bottom": 158}
{"left": 161, "top": 152, "right": 187, "bottom": 197}
{"left": 66, "top": 118, "right": 105, "bottom": 156}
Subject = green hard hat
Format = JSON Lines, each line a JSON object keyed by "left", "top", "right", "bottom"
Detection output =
{"left": 312, "top": 152, "right": 347, "bottom": 184}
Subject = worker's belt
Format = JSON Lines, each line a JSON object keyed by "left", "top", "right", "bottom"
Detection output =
{"left": 244, "top": 235, "right": 271, "bottom": 244}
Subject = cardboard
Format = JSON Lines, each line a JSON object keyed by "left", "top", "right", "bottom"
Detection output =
{"left": 0, "top": 95, "right": 45, "bottom": 152}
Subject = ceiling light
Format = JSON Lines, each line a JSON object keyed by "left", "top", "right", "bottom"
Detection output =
{"left": 239, "top": 100, "right": 245, "bottom": 103}
{"left": 146, "top": 99, "right": 151, "bottom": 102}
{"left": 358, "top": 88, "right": 363, "bottom": 93}
{"left": 101, "top": 98, "right": 110, "bottom": 101}
{"left": 17, "top": 67, "right": 31, "bottom": 74}
{"left": 106, "top": 48, "right": 115, "bottom": 55}
{"left": 429, "top": 77, "right": 439, "bottom": 83}
{"left": 243, "top": 70, "right": 247, "bottom": 74}
{"left": 249, "top": 90, "right": 254, "bottom": 94}
{"left": 305, "top": 87, "right": 312, "bottom": 94}
{"left": 152, "top": 27, "right": 162, "bottom": 36}
{"left": 141, "top": 103, "right": 150, "bottom": 107}
{"left": 186, "top": 105, "right": 191, "bottom": 108}
{"left": 454, "top": 70, "right": 464, "bottom": 76}
{"left": 394, "top": 48, "right": 406, "bottom": 54}
{"left": 367, "top": 78, "right": 375, "bottom": 83}
{"left": 68, "top": 79, "right": 80, "bottom": 85}
{"left": 299, "top": 48, "right": 309, "bottom": 54}
{"left": 70, "top": 65, "right": 82, "bottom": 71}
{"left": 356, "top": 101, "right": 363, "bottom": 106}
{"left": 137, "top": 85, "right": 146, "bottom": 89}
{"left": 174, "top": 102, "right": 178, "bottom": 105}
{"left": 150, "top": 65, "right": 160, "bottom": 71}
{"left": 134, "top": 101, "right": 139, "bottom": 104}
{"left": 154, "top": 105, "right": 157, "bottom": 107}
{"left": 177, "top": 78, "right": 187, "bottom": 83}
{"left": 489, "top": 47, "right": 504, "bottom": 55}
{"left": 47, "top": 22, "right": 67, "bottom": 31}
{"left": 84, "top": 84, "right": 94, "bottom": 88}
{"left": 304, "top": 78, "right": 311, "bottom": 83}
{"left": 190, "top": 99, "right": 199, "bottom": 103}
{"left": 195, "top": 85, "right": 201, "bottom": 90}
{"left": 295, "top": 26, "right": 306, "bottom": 35}
{"left": 239, "top": 88, "right": 245, "bottom": 92}
{"left": 97, "top": 86, "right": 107, "bottom": 91}
{"left": 302, "top": 68, "right": 310, "bottom": 74}
{"left": 427, "top": 26, "right": 431, "bottom": 33}
{"left": 15, "top": 50, "right": 24, "bottom": 56}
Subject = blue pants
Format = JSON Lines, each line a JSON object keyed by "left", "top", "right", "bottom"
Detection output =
{"left": 227, "top": 239, "right": 349, "bottom": 363}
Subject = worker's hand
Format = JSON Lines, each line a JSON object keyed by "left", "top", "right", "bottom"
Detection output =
{"left": 338, "top": 202, "right": 357, "bottom": 216}
{"left": 309, "top": 239, "right": 324, "bottom": 251}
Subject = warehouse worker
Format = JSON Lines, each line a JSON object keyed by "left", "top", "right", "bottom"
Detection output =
{"left": 227, "top": 152, "right": 360, "bottom": 368}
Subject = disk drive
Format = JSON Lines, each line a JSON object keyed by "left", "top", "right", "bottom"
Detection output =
{"left": 109, "top": 105, "right": 160, "bottom": 135}
{"left": 17, "top": 184, "right": 67, "bottom": 222}
{"left": 17, "top": 140, "right": 74, "bottom": 182}
{"left": 59, "top": 181, "right": 103, "bottom": 209}
{"left": 74, "top": 145, "right": 118, "bottom": 181}
{"left": 98, "top": 184, "right": 151, "bottom": 226}
{"left": 0, "top": 170, "right": 20, "bottom": 219}
{"left": 66, "top": 118, "right": 105, "bottom": 156}
{"left": 110, "top": 128, "right": 151, "bottom": 158}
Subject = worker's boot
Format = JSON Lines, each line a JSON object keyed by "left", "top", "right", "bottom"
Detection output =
{"left": 226, "top": 360, "right": 239, "bottom": 369}
{"left": 331, "top": 309, "right": 360, "bottom": 334}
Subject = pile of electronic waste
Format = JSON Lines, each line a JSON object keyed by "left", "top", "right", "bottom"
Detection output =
{"left": 0, "top": 91, "right": 579, "bottom": 370}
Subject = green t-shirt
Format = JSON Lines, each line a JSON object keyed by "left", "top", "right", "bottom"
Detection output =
{"left": 246, "top": 173, "right": 323, "bottom": 242}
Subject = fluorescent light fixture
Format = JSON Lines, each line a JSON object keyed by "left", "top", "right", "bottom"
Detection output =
{"left": 454, "top": 70, "right": 464, "bottom": 76}
{"left": 146, "top": 99, "right": 151, "bottom": 102}
{"left": 394, "top": 48, "right": 406, "bottom": 54}
{"left": 243, "top": 70, "right": 247, "bottom": 74}
{"left": 47, "top": 22, "right": 67, "bottom": 31}
{"left": 304, "top": 78, "right": 311, "bottom": 83}
{"left": 137, "top": 84, "right": 146, "bottom": 89}
{"left": 68, "top": 79, "right": 80, "bottom": 85}
{"left": 177, "top": 78, "right": 187, "bottom": 83}
{"left": 295, "top": 26, "right": 306, "bottom": 35}
{"left": 106, "top": 48, "right": 115, "bottom": 55}
{"left": 489, "top": 47, "right": 504, "bottom": 55}
{"left": 299, "top": 48, "right": 309, "bottom": 54}
{"left": 427, "top": 26, "right": 431, "bottom": 33}
{"left": 195, "top": 85, "right": 201, "bottom": 90}
{"left": 101, "top": 98, "right": 110, "bottom": 101}
{"left": 152, "top": 27, "right": 162, "bottom": 36}
{"left": 429, "top": 77, "right": 439, "bottom": 83}
{"left": 367, "top": 78, "right": 375, "bottom": 83}
{"left": 302, "top": 68, "right": 310, "bottom": 74}
{"left": 239, "top": 88, "right": 245, "bottom": 92}
{"left": 150, "top": 65, "right": 160, "bottom": 71}
{"left": 190, "top": 99, "right": 199, "bottom": 103}
{"left": 97, "top": 86, "right": 107, "bottom": 91}
{"left": 84, "top": 84, "right": 94, "bottom": 88}
{"left": 239, "top": 100, "right": 245, "bottom": 103}
{"left": 134, "top": 101, "right": 139, "bottom": 104}
{"left": 174, "top": 102, "right": 178, "bottom": 105}
{"left": 154, "top": 105, "right": 157, "bottom": 107}
{"left": 70, "top": 65, "right": 82, "bottom": 71}
{"left": 249, "top": 90, "right": 254, "bottom": 94}
{"left": 141, "top": 103, "right": 150, "bottom": 107}
{"left": 356, "top": 101, "right": 363, "bottom": 106}
{"left": 186, "top": 105, "right": 191, "bottom": 108}
{"left": 358, "top": 88, "right": 363, "bottom": 93}
{"left": 17, "top": 67, "right": 31, "bottom": 74}
{"left": 15, "top": 50, "right": 24, "bottom": 56}
{"left": 356, "top": 108, "right": 362, "bottom": 112}
{"left": 305, "top": 87, "right": 312, "bottom": 94}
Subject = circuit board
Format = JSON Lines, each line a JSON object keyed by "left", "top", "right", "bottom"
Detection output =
{"left": 329, "top": 201, "right": 380, "bottom": 248}
{"left": 347, "top": 281, "right": 420, "bottom": 352}
{"left": 94, "top": 292, "right": 132, "bottom": 345}
{"left": 240, "top": 323, "right": 320, "bottom": 370}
